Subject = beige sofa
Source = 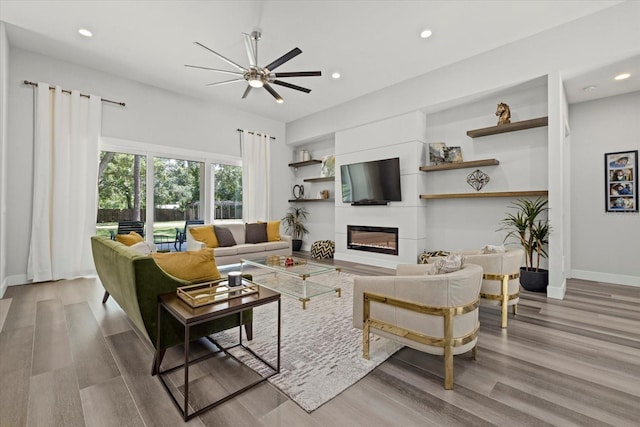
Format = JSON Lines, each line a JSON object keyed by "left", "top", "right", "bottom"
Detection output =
{"left": 186, "top": 223, "right": 292, "bottom": 265}
{"left": 353, "top": 263, "right": 483, "bottom": 389}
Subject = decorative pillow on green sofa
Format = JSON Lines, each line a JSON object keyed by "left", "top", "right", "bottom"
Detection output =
{"left": 214, "top": 226, "right": 237, "bottom": 247}
{"left": 189, "top": 225, "right": 219, "bottom": 248}
{"left": 116, "top": 231, "right": 144, "bottom": 246}
{"left": 245, "top": 222, "right": 268, "bottom": 244}
{"left": 152, "top": 248, "right": 221, "bottom": 282}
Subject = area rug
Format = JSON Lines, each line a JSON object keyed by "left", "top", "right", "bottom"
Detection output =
{"left": 212, "top": 272, "right": 402, "bottom": 412}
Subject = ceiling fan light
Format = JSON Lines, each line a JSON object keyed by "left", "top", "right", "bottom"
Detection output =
{"left": 276, "top": 98, "right": 284, "bottom": 104}
{"left": 249, "top": 79, "right": 264, "bottom": 88}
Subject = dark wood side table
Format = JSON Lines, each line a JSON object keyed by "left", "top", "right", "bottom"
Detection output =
{"left": 153, "top": 285, "right": 280, "bottom": 421}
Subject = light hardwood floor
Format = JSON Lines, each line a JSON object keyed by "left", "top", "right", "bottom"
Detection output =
{"left": 1, "top": 256, "right": 639, "bottom": 426}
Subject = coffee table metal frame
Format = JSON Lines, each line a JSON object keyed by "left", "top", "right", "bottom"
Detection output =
{"left": 153, "top": 284, "right": 281, "bottom": 421}
{"left": 241, "top": 256, "right": 341, "bottom": 309}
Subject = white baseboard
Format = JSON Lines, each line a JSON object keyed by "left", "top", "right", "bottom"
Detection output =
{"left": 0, "top": 277, "right": 6, "bottom": 299}
{"left": 570, "top": 269, "right": 640, "bottom": 287}
{"left": 6, "top": 274, "right": 31, "bottom": 287}
{"left": 546, "top": 278, "right": 567, "bottom": 300}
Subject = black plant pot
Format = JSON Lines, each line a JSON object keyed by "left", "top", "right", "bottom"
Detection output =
{"left": 292, "top": 239, "right": 303, "bottom": 252}
{"left": 519, "top": 267, "right": 548, "bottom": 292}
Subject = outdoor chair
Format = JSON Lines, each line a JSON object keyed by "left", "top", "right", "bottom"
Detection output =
{"left": 175, "top": 219, "right": 205, "bottom": 251}
{"left": 110, "top": 220, "right": 145, "bottom": 240}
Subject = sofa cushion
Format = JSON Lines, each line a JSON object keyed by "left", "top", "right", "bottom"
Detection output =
{"left": 236, "top": 243, "right": 267, "bottom": 254}
{"left": 213, "top": 246, "right": 238, "bottom": 257}
{"left": 263, "top": 241, "right": 290, "bottom": 251}
{"left": 245, "top": 222, "right": 268, "bottom": 244}
{"left": 152, "top": 248, "right": 221, "bottom": 282}
{"left": 116, "top": 231, "right": 144, "bottom": 246}
{"left": 189, "top": 225, "right": 219, "bottom": 248}
{"left": 214, "top": 226, "right": 237, "bottom": 247}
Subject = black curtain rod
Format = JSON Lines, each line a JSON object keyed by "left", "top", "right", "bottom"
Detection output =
{"left": 237, "top": 128, "right": 276, "bottom": 140}
{"left": 23, "top": 80, "right": 126, "bottom": 107}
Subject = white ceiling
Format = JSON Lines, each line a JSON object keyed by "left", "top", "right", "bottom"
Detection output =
{"left": 1, "top": 0, "right": 638, "bottom": 123}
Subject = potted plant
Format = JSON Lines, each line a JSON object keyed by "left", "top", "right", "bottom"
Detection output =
{"left": 499, "top": 197, "right": 551, "bottom": 292}
{"left": 282, "top": 206, "right": 309, "bottom": 252}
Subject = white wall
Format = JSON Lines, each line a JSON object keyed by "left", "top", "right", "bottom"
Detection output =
{"left": 5, "top": 47, "right": 288, "bottom": 286}
{"left": 286, "top": 1, "right": 640, "bottom": 145}
{"left": 288, "top": 137, "right": 335, "bottom": 252}
{"left": 334, "top": 112, "right": 427, "bottom": 269}
{"left": 0, "top": 22, "right": 9, "bottom": 297}
{"left": 423, "top": 80, "right": 549, "bottom": 252}
{"left": 569, "top": 91, "right": 640, "bottom": 287}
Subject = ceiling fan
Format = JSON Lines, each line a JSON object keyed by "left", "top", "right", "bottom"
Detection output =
{"left": 185, "top": 31, "right": 322, "bottom": 103}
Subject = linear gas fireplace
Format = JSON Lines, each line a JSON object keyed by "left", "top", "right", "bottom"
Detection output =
{"left": 347, "top": 225, "right": 399, "bottom": 256}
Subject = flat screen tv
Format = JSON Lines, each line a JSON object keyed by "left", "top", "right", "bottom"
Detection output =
{"left": 340, "top": 157, "right": 402, "bottom": 205}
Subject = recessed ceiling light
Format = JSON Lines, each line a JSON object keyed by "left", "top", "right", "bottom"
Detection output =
{"left": 582, "top": 85, "right": 597, "bottom": 91}
{"left": 420, "top": 29, "right": 433, "bottom": 39}
{"left": 614, "top": 73, "right": 631, "bottom": 81}
{"left": 331, "top": 72, "right": 341, "bottom": 79}
{"left": 78, "top": 28, "right": 93, "bottom": 37}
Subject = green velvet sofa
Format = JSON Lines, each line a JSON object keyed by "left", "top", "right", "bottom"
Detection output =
{"left": 90, "top": 236, "right": 253, "bottom": 357}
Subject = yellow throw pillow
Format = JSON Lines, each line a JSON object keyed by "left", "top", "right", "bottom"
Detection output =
{"left": 152, "top": 248, "right": 221, "bottom": 283}
{"left": 266, "top": 220, "right": 281, "bottom": 242}
{"left": 189, "top": 225, "right": 219, "bottom": 248}
{"left": 116, "top": 231, "right": 144, "bottom": 246}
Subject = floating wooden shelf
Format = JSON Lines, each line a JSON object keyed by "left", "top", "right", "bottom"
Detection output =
{"left": 420, "top": 159, "right": 499, "bottom": 172}
{"left": 466, "top": 117, "right": 548, "bottom": 138}
{"left": 419, "top": 190, "right": 548, "bottom": 200}
{"left": 288, "top": 159, "right": 322, "bottom": 168}
{"left": 303, "top": 176, "right": 335, "bottom": 183}
{"left": 288, "top": 198, "right": 335, "bottom": 203}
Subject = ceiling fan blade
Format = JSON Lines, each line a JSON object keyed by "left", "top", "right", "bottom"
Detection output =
{"left": 273, "top": 71, "right": 322, "bottom": 78}
{"left": 264, "top": 47, "right": 302, "bottom": 72}
{"left": 205, "top": 78, "right": 245, "bottom": 87}
{"left": 242, "top": 33, "right": 257, "bottom": 67}
{"left": 263, "top": 83, "right": 284, "bottom": 103}
{"left": 194, "top": 42, "right": 247, "bottom": 72}
{"left": 272, "top": 80, "right": 311, "bottom": 93}
{"left": 241, "top": 85, "right": 252, "bottom": 99}
{"left": 184, "top": 65, "right": 244, "bottom": 76}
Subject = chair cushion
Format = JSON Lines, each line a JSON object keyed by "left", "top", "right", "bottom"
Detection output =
{"left": 245, "top": 222, "right": 268, "bottom": 244}
{"left": 152, "top": 248, "right": 221, "bottom": 282}
{"left": 214, "top": 226, "right": 237, "bottom": 247}
{"left": 189, "top": 225, "right": 219, "bottom": 248}
{"left": 116, "top": 231, "right": 144, "bottom": 246}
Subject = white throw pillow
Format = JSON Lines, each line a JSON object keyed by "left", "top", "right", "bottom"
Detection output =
{"left": 432, "top": 254, "right": 465, "bottom": 275}
{"left": 481, "top": 244, "right": 506, "bottom": 254}
{"left": 129, "top": 241, "right": 157, "bottom": 255}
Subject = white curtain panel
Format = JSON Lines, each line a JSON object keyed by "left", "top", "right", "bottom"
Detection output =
{"left": 241, "top": 130, "right": 271, "bottom": 222}
{"left": 27, "top": 84, "right": 101, "bottom": 282}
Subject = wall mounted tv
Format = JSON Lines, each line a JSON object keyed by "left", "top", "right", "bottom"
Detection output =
{"left": 340, "top": 157, "right": 402, "bottom": 205}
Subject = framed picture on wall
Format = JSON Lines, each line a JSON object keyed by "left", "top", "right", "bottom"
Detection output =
{"left": 605, "top": 150, "right": 638, "bottom": 213}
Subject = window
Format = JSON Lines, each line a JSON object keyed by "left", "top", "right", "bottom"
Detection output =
{"left": 212, "top": 163, "right": 242, "bottom": 220}
{"left": 97, "top": 151, "right": 147, "bottom": 238}
{"left": 153, "top": 157, "right": 204, "bottom": 250}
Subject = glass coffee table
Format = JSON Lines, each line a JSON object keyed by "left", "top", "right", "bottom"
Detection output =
{"left": 240, "top": 256, "right": 341, "bottom": 309}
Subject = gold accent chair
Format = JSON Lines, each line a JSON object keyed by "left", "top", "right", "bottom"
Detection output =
{"left": 353, "top": 263, "right": 483, "bottom": 390}
{"left": 452, "top": 248, "right": 524, "bottom": 328}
